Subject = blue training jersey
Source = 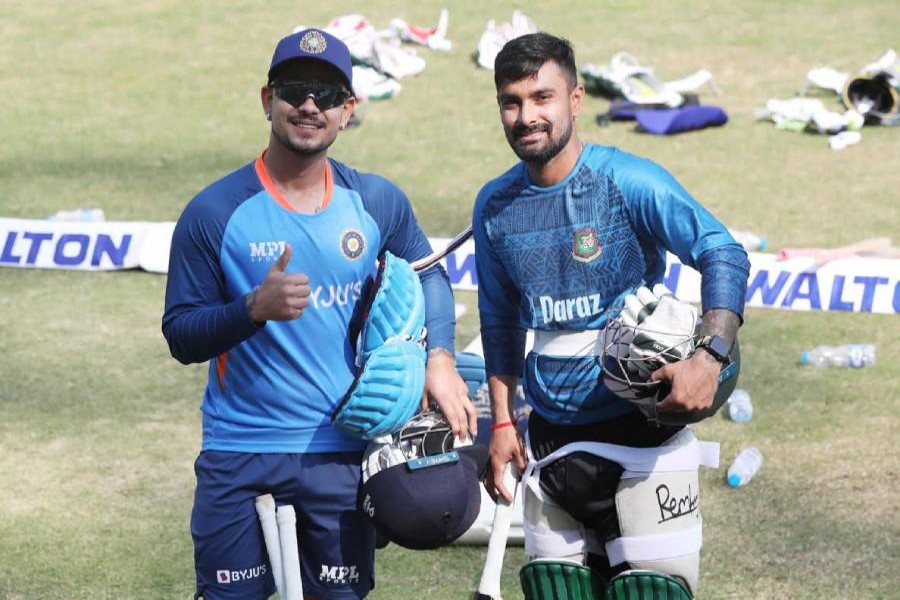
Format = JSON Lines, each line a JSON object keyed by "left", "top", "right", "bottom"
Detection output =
{"left": 473, "top": 143, "right": 750, "bottom": 425}
{"left": 163, "top": 154, "right": 455, "bottom": 453}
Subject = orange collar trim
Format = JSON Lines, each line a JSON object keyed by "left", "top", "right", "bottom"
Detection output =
{"left": 254, "top": 151, "right": 334, "bottom": 213}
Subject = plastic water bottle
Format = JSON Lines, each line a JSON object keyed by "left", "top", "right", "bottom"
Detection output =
{"left": 728, "top": 229, "right": 767, "bottom": 252}
{"left": 727, "top": 447, "right": 763, "bottom": 488}
{"left": 800, "top": 344, "right": 876, "bottom": 369}
{"left": 47, "top": 208, "right": 106, "bottom": 222}
{"left": 726, "top": 389, "right": 753, "bottom": 423}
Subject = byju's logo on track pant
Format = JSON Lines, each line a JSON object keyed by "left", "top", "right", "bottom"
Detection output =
{"left": 216, "top": 564, "right": 267, "bottom": 584}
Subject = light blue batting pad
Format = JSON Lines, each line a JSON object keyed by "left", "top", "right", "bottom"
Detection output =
{"left": 333, "top": 339, "right": 425, "bottom": 439}
{"left": 359, "top": 252, "right": 425, "bottom": 356}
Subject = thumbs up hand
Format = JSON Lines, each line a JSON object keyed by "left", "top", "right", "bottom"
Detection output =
{"left": 246, "top": 244, "right": 311, "bottom": 323}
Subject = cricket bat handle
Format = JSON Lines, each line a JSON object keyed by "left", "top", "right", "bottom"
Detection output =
{"left": 475, "top": 463, "right": 519, "bottom": 600}
{"left": 255, "top": 494, "right": 285, "bottom": 599}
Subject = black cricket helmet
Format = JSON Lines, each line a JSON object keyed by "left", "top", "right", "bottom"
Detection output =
{"left": 359, "top": 411, "right": 488, "bottom": 549}
{"left": 600, "top": 314, "right": 740, "bottom": 426}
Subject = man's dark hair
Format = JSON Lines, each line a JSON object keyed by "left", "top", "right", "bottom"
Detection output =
{"left": 493, "top": 32, "right": 577, "bottom": 90}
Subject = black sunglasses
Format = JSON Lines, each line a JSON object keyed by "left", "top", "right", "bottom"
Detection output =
{"left": 272, "top": 80, "right": 351, "bottom": 111}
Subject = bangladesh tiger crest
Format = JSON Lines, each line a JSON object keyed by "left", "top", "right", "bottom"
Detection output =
{"left": 573, "top": 227, "right": 601, "bottom": 262}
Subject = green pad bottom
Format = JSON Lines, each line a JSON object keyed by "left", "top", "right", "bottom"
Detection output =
{"left": 605, "top": 570, "right": 692, "bottom": 600}
{"left": 520, "top": 560, "right": 607, "bottom": 600}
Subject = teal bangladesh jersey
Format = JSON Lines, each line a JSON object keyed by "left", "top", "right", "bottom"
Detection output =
{"left": 473, "top": 144, "right": 749, "bottom": 425}
{"left": 163, "top": 154, "right": 455, "bottom": 453}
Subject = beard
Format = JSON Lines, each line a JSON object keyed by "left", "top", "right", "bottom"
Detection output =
{"left": 506, "top": 118, "right": 574, "bottom": 165}
{"left": 272, "top": 118, "right": 337, "bottom": 157}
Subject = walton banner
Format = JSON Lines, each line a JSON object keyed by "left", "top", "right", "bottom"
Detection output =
{"left": 430, "top": 237, "right": 900, "bottom": 315}
{"left": 1, "top": 219, "right": 897, "bottom": 314}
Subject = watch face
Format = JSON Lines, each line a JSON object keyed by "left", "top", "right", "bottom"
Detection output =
{"left": 703, "top": 336, "right": 731, "bottom": 361}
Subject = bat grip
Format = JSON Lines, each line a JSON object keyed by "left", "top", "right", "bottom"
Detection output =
{"left": 476, "top": 463, "right": 518, "bottom": 599}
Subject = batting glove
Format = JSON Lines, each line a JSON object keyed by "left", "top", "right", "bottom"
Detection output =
{"left": 623, "top": 284, "right": 698, "bottom": 377}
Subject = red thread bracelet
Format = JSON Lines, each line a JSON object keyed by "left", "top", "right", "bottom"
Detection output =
{"left": 491, "top": 420, "right": 516, "bottom": 431}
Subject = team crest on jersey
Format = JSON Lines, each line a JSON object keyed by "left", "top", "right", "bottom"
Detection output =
{"left": 573, "top": 227, "right": 601, "bottom": 262}
{"left": 340, "top": 229, "right": 365, "bottom": 261}
{"left": 299, "top": 30, "right": 327, "bottom": 54}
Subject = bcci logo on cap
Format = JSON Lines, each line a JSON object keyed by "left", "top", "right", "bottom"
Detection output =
{"left": 300, "top": 30, "right": 327, "bottom": 54}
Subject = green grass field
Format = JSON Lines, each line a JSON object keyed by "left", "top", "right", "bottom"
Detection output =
{"left": 1, "top": 1, "right": 898, "bottom": 598}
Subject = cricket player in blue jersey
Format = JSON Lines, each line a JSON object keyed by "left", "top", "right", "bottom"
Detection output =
{"left": 475, "top": 33, "right": 750, "bottom": 599}
{"left": 162, "top": 29, "right": 475, "bottom": 600}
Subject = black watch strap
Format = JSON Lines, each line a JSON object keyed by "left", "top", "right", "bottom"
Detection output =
{"left": 697, "top": 335, "right": 732, "bottom": 363}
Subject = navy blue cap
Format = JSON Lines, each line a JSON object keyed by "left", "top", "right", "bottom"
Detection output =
{"left": 268, "top": 29, "right": 353, "bottom": 92}
{"left": 359, "top": 445, "right": 488, "bottom": 550}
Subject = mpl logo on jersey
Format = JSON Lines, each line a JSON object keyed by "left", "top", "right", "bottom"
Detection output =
{"left": 248, "top": 240, "right": 287, "bottom": 262}
{"left": 215, "top": 564, "right": 267, "bottom": 584}
{"left": 320, "top": 564, "right": 360, "bottom": 585}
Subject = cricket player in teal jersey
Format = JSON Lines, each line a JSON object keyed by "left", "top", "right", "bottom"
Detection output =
{"left": 475, "top": 33, "right": 750, "bottom": 599}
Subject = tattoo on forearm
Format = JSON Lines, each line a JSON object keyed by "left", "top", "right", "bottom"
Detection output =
{"left": 246, "top": 286, "right": 259, "bottom": 321}
{"left": 428, "top": 347, "right": 455, "bottom": 361}
{"left": 698, "top": 308, "right": 741, "bottom": 345}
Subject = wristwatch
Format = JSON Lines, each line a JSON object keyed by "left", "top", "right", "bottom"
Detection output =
{"left": 696, "top": 335, "right": 732, "bottom": 363}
